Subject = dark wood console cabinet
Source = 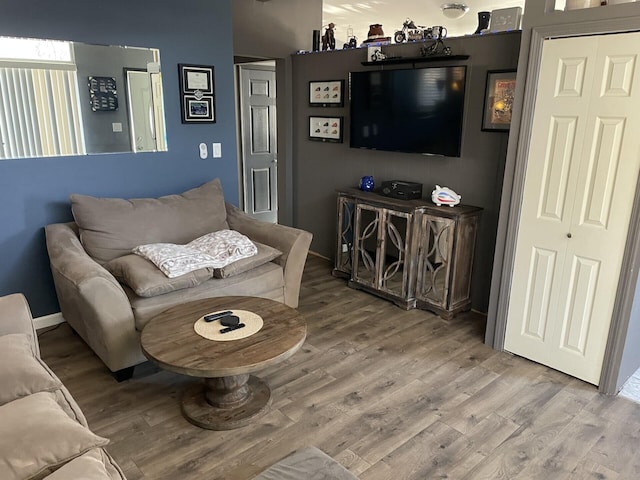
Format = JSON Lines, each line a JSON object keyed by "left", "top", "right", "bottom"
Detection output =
{"left": 333, "top": 188, "right": 482, "bottom": 319}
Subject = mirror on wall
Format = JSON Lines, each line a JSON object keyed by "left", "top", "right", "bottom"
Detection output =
{"left": 0, "top": 36, "right": 168, "bottom": 160}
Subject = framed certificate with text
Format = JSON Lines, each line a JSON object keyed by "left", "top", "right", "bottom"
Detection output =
{"left": 178, "top": 64, "right": 215, "bottom": 123}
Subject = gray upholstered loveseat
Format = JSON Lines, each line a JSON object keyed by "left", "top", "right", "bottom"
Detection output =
{"left": 45, "top": 179, "right": 312, "bottom": 379}
{"left": 0, "top": 293, "right": 126, "bottom": 479}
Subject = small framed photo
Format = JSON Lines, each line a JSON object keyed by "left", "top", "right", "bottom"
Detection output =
{"left": 309, "top": 80, "right": 344, "bottom": 107}
{"left": 482, "top": 70, "right": 516, "bottom": 131}
{"left": 309, "top": 116, "right": 343, "bottom": 143}
{"left": 178, "top": 64, "right": 216, "bottom": 123}
{"left": 183, "top": 95, "right": 214, "bottom": 122}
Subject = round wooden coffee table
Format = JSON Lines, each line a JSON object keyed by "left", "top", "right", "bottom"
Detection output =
{"left": 140, "top": 296, "right": 306, "bottom": 430}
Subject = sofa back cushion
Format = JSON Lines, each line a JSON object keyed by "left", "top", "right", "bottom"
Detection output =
{"left": 0, "top": 333, "right": 62, "bottom": 406}
{"left": 0, "top": 391, "right": 109, "bottom": 480}
{"left": 70, "top": 178, "right": 229, "bottom": 264}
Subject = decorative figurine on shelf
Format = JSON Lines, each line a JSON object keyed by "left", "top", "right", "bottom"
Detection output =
{"left": 370, "top": 49, "right": 387, "bottom": 62}
{"left": 322, "top": 23, "right": 336, "bottom": 51}
{"left": 359, "top": 176, "right": 375, "bottom": 191}
{"left": 431, "top": 185, "right": 461, "bottom": 207}
{"left": 474, "top": 11, "right": 491, "bottom": 34}
{"left": 362, "top": 24, "right": 391, "bottom": 45}
{"left": 343, "top": 36, "right": 358, "bottom": 49}
{"left": 394, "top": 18, "right": 429, "bottom": 43}
{"left": 420, "top": 26, "right": 452, "bottom": 57}
{"left": 343, "top": 25, "right": 358, "bottom": 49}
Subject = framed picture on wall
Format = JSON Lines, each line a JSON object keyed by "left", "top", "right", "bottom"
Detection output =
{"left": 309, "top": 80, "right": 344, "bottom": 107}
{"left": 309, "top": 116, "right": 343, "bottom": 143}
{"left": 183, "top": 95, "right": 214, "bottom": 122}
{"left": 178, "top": 64, "right": 216, "bottom": 123}
{"left": 482, "top": 70, "right": 516, "bottom": 131}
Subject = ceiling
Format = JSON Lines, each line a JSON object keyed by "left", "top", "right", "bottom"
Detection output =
{"left": 322, "top": 0, "right": 526, "bottom": 45}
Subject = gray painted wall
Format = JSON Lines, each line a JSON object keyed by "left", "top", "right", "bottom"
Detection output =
{"left": 232, "top": 0, "right": 323, "bottom": 59}
{"left": 619, "top": 273, "right": 640, "bottom": 390}
{"left": 290, "top": 32, "right": 521, "bottom": 313}
{"left": 232, "top": 0, "right": 323, "bottom": 227}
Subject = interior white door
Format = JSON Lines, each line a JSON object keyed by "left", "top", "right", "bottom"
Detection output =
{"left": 238, "top": 66, "right": 277, "bottom": 223}
{"left": 505, "top": 32, "right": 640, "bottom": 385}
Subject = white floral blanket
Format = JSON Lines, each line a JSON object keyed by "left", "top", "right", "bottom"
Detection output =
{"left": 133, "top": 230, "right": 258, "bottom": 278}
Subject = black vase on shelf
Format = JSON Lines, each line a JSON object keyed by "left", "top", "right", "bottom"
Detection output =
{"left": 474, "top": 11, "right": 491, "bottom": 34}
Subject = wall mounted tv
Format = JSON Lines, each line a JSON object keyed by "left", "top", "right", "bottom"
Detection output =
{"left": 350, "top": 65, "right": 467, "bottom": 157}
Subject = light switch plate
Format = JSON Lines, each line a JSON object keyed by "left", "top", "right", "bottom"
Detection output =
{"left": 212, "top": 142, "right": 222, "bottom": 158}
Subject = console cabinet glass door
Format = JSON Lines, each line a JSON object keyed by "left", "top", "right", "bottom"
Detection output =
{"left": 334, "top": 195, "right": 356, "bottom": 276}
{"left": 352, "top": 204, "right": 412, "bottom": 300}
{"left": 415, "top": 215, "right": 455, "bottom": 311}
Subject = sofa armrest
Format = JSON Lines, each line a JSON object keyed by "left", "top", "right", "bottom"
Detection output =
{"left": 0, "top": 293, "right": 39, "bottom": 356}
{"left": 45, "top": 222, "right": 144, "bottom": 372}
{"left": 225, "top": 203, "right": 312, "bottom": 308}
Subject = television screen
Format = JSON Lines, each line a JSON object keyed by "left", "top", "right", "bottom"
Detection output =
{"left": 349, "top": 66, "right": 467, "bottom": 157}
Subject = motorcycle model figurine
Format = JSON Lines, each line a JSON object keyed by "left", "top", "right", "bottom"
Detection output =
{"left": 343, "top": 36, "right": 358, "bottom": 49}
{"left": 394, "top": 18, "right": 428, "bottom": 43}
{"left": 420, "top": 26, "right": 452, "bottom": 56}
{"left": 322, "top": 23, "right": 336, "bottom": 50}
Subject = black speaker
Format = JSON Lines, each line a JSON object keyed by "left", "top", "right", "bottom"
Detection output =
{"left": 312, "top": 30, "right": 320, "bottom": 51}
{"left": 380, "top": 180, "right": 423, "bottom": 200}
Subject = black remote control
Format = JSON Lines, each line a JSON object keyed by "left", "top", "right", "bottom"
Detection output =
{"left": 220, "top": 323, "right": 245, "bottom": 334}
{"left": 204, "top": 310, "right": 233, "bottom": 322}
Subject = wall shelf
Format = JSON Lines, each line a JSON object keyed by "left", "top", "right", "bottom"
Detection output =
{"left": 361, "top": 54, "right": 470, "bottom": 66}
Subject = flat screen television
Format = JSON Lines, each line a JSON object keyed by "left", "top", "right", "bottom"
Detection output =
{"left": 349, "top": 65, "right": 467, "bottom": 157}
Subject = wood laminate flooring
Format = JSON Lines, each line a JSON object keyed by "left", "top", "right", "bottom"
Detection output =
{"left": 38, "top": 255, "right": 640, "bottom": 479}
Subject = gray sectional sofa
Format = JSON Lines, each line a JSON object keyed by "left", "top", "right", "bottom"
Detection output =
{"left": 0, "top": 293, "right": 126, "bottom": 479}
{"left": 45, "top": 179, "right": 312, "bottom": 379}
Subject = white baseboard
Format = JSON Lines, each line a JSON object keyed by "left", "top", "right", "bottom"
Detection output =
{"left": 34, "top": 312, "right": 65, "bottom": 331}
{"left": 308, "top": 250, "right": 330, "bottom": 261}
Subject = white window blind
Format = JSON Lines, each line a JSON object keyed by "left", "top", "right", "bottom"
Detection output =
{"left": 0, "top": 66, "right": 85, "bottom": 159}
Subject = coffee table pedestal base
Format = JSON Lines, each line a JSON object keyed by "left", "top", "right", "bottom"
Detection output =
{"left": 181, "top": 375, "right": 271, "bottom": 430}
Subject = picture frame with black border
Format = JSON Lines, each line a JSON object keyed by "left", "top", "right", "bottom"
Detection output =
{"left": 179, "top": 64, "right": 214, "bottom": 95}
{"left": 309, "top": 116, "right": 343, "bottom": 143}
{"left": 178, "top": 63, "right": 216, "bottom": 123}
{"left": 482, "top": 69, "right": 516, "bottom": 132}
{"left": 309, "top": 80, "right": 344, "bottom": 107}
{"left": 184, "top": 95, "right": 214, "bottom": 122}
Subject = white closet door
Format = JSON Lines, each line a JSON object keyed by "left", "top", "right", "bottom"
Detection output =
{"left": 505, "top": 32, "right": 640, "bottom": 385}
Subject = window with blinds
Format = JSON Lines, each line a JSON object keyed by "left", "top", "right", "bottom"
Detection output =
{"left": 0, "top": 38, "right": 85, "bottom": 159}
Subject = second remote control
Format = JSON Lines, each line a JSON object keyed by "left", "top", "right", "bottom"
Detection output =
{"left": 220, "top": 323, "right": 245, "bottom": 334}
{"left": 204, "top": 310, "right": 233, "bottom": 322}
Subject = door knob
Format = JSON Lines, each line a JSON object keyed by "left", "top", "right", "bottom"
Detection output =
{"left": 567, "top": 233, "right": 572, "bottom": 238}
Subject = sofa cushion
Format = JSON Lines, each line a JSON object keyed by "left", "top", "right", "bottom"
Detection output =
{"left": 105, "top": 254, "right": 213, "bottom": 297}
{"left": 43, "top": 449, "right": 126, "bottom": 480}
{"left": 127, "top": 262, "right": 285, "bottom": 330}
{"left": 70, "top": 178, "right": 229, "bottom": 264}
{"left": 106, "top": 241, "right": 281, "bottom": 297}
{"left": 213, "top": 242, "right": 282, "bottom": 279}
{"left": 0, "top": 333, "right": 61, "bottom": 406}
{"left": 0, "top": 391, "right": 109, "bottom": 480}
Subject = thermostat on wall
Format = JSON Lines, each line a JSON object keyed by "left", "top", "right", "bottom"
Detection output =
{"left": 489, "top": 7, "right": 522, "bottom": 32}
